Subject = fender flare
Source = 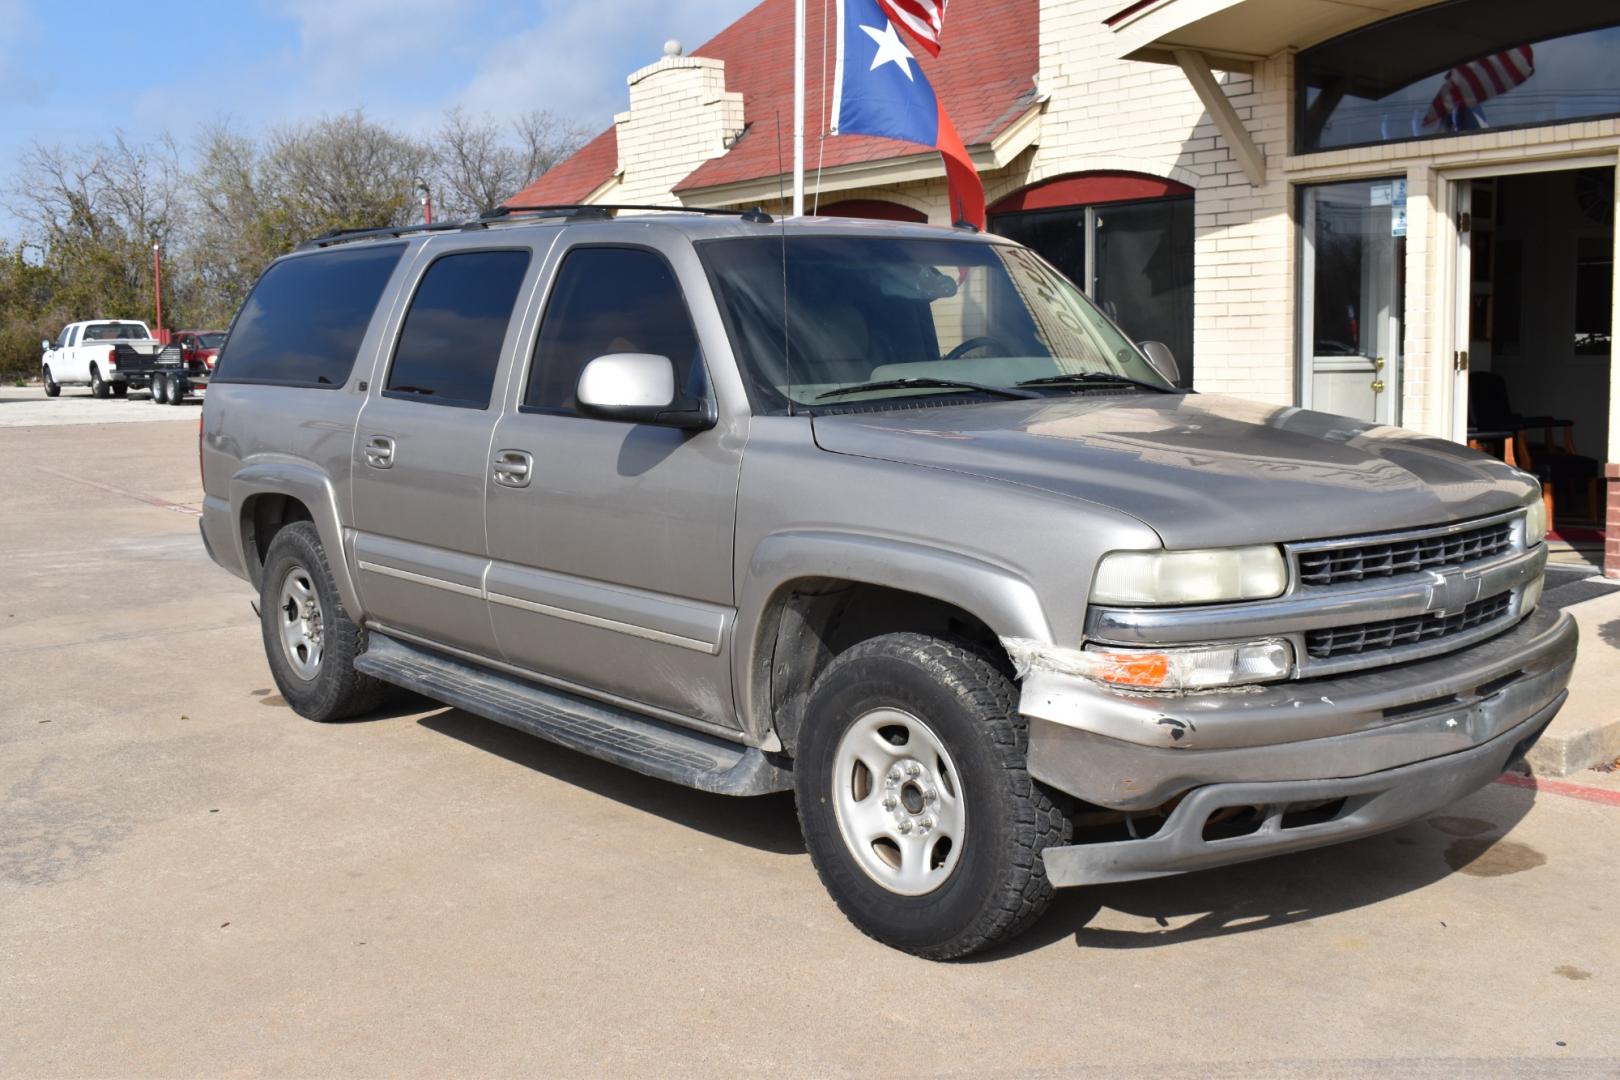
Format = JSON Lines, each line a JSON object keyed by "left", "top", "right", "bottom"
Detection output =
{"left": 228, "top": 460, "right": 365, "bottom": 619}
{"left": 733, "top": 530, "right": 1053, "bottom": 745}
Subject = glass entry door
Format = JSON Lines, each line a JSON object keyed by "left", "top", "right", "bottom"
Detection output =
{"left": 1300, "top": 178, "right": 1407, "bottom": 425}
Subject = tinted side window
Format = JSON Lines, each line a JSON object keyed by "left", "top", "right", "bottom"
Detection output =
{"left": 385, "top": 249, "right": 532, "bottom": 409}
{"left": 526, "top": 247, "right": 701, "bottom": 412}
{"left": 216, "top": 244, "right": 405, "bottom": 389}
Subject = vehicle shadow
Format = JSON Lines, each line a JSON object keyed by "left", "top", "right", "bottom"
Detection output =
{"left": 973, "top": 780, "right": 1538, "bottom": 961}
{"left": 416, "top": 708, "right": 806, "bottom": 856}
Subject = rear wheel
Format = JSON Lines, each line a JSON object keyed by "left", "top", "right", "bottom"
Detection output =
{"left": 259, "top": 521, "right": 385, "bottom": 722}
{"left": 111, "top": 381, "right": 128, "bottom": 398}
{"left": 90, "top": 366, "right": 109, "bottom": 398}
{"left": 793, "top": 633, "right": 1071, "bottom": 960}
{"left": 149, "top": 374, "right": 166, "bottom": 402}
{"left": 167, "top": 376, "right": 186, "bottom": 405}
{"left": 41, "top": 366, "right": 59, "bottom": 397}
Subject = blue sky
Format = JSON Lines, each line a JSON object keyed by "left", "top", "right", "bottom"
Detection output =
{"left": 0, "top": 0, "right": 751, "bottom": 202}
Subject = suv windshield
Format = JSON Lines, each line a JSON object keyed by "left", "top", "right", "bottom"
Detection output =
{"left": 83, "top": 322, "right": 149, "bottom": 341}
{"left": 698, "top": 236, "right": 1170, "bottom": 413}
{"left": 198, "top": 333, "right": 227, "bottom": 349}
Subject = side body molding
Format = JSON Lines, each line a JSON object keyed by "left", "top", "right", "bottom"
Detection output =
{"left": 227, "top": 459, "right": 365, "bottom": 619}
{"left": 733, "top": 530, "right": 1053, "bottom": 744}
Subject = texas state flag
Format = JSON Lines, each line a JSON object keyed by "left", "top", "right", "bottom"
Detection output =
{"left": 830, "top": 0, "right": 986, "bottom": 230}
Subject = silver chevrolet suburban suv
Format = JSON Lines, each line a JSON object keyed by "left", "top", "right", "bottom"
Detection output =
{"left": 200, "top": 208, "right": 1576, "bottom": 959}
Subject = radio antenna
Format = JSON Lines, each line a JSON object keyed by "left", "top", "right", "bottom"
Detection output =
{"left": 776, "top": 109, "right": 794, "bottom": 416}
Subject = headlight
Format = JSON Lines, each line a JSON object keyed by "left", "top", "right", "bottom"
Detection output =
{"left": 1085, "top": 639, "right": 1293, "bottom": 690}
{"left": 1523, "top": 498, "right": 1548, "bottom": 547}
{"left": 1090, "top": 546, "right": 1288, "bottom": 606}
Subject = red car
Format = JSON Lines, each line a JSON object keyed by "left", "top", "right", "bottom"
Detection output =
{"left": 174, "top": 330, "right": 227, "bottom": 371}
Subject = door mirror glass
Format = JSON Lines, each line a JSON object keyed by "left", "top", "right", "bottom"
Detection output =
{"left": 1139, "top": 340, "right": 1181, "bottom": 386}
{"left": 40, "top": 339, "right": 50, "bottom": 351}
{"left": 576, "top": 353, "right": 713, "bottom": 429}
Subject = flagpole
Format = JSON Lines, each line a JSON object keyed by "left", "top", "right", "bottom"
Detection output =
{"left": 792, "top": 0, "right": 806, "bottom": 216}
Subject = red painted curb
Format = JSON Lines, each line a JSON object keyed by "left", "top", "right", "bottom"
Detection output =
{"left": 1496, "top": 772, "right": 1620, "bottom": 807}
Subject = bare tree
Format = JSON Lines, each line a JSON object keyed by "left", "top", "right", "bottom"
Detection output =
{"left": 429, "top": 107, "right": 589, "bottom": 218}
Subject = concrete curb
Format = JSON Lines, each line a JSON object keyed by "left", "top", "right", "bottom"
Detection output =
{"left": 1525, "top": 586, "right": 1620, "bottom": 777}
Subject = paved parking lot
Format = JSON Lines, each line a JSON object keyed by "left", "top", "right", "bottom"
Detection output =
{"left": 0, "top": 384, "right": 196, "bottom": 427}
{"left": 3, "top": 407, "right": 1618, "bottom": 1078}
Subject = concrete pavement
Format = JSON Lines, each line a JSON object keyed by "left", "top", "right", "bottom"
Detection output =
{"left": 3, "top": 412, "right": 1618, "bottom": 1078}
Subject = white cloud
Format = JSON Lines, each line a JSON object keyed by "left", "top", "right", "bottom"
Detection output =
{"left": 450, "top": 0, "right": 748, "bottom": 127}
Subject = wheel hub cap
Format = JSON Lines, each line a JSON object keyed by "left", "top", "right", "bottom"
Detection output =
{"left": 277, "top": 567, "right": 324, "bottom": 680}
{"left": 831, "top": 708, "right": 965, "bottom": 896}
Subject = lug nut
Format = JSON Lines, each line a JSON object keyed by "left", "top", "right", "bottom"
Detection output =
{"left": 882, "top": 795, "right": 898, "bottom": 811}
{"left": 906, "top": 762, "right": 922, "bottom": 779}
{"left": 924, "top": 789, "right": 937, "bottom": 804}
{"left": 921, "top": 816, "right": 935, "bottom": 831}
{"left": 897, "top": 820, "right": 914, "bottom": 834}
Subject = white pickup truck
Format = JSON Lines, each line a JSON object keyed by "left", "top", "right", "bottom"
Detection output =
{"left": 40, "top": 321, "right": 162, "bottom": 398}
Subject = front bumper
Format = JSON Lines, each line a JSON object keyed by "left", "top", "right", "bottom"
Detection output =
{"left": 1021, "top": 605, "right": 1576, "bottom": 886}
{"left": 1041, "top": 698, "right": 1560, "bottom": 886}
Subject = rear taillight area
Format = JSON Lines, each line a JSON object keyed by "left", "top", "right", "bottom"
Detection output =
{"left": 106, "top": 347, "right": 118, "bottom": 369}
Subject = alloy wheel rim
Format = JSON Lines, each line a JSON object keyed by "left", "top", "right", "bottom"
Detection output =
{"left": 277, "top": 566, "right": 324, "bottom": 680}
{"left": 830, "top": 707, "right": 966, "bottom": 896}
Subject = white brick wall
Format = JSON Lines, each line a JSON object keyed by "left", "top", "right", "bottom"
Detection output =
{"left": 612, "top": 55, "right": 746, "bottom": 205}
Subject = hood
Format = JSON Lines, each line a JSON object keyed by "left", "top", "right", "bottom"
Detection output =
{"left": 811, "top": 394, "right": 1536, "bottom": 549}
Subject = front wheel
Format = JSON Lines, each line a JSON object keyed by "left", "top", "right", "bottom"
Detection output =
{"left": 42, "top": 366, "right": 59, "bottom": 397}
{"left": 793, "top": 633, "right": 1071, "bottom": 960}
{"left": 259, "top": 521, "right": 385, "bottom": 722}
{"left": 90, "top": 366, "right": 110, "bottom": 398}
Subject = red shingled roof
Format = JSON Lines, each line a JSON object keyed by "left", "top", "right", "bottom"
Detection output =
{"left": 508, "top": 0, "right": 1038, "bottom": 206}
{"left": 508, "top": 127, "right": 618, "bottom": 206}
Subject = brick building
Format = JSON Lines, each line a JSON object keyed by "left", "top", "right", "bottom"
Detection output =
{"left": 512, "top": 0, "right": 1620, "bottom": 576}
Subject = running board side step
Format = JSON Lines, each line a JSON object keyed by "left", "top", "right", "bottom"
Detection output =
{"left": 354, "top": 633, "right": 792, "bottom": 796}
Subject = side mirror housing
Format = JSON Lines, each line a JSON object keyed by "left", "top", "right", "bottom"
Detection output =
{"left": 41, "top": 339, "right": 51, "bottom": 352}
{"left": 575, "top": 353, "right": 714, "bottom": 430}
{"left": 1139, "top": 340, "right": 1182, "bottom": 387}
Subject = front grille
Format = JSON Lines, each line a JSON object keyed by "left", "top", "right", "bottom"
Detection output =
{"left": 1295, "top": 519, "right": 1515, "bottom": 587}
{"left": 1305, "top": 592, "right": 1512, "bottom": 660}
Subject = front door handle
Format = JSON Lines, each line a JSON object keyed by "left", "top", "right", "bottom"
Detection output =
{"left": 492, "top": 449, "right": 533, "bottom": 488}
{"left": 364, "top": 435, "right": 395, "bottom": 469}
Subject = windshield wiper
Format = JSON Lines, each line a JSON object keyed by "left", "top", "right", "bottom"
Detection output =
{"left": 816, "top": 377, "right": 1040, "bottom": 402}
{"left": 1017, "top": 371, "right": 1179, "bottom": 394}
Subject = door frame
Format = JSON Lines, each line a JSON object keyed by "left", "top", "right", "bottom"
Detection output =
{"left": 1437, "top": 152, "right": 1619, "bottom": 444}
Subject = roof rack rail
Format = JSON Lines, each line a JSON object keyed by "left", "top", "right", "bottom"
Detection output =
{"left": 297, "top": 221, "right": 464, "bottom": 251}
{"left": 483, "top": 203, "right": 773, "bottom": 223}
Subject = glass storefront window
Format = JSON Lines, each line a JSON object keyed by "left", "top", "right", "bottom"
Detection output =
{"left": 1297, "top": 0, "right": 1620, "bottom": 153}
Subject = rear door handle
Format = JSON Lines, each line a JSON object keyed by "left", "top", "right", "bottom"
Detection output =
{"left": 492, "top": 449, "right": 533, "bottom": 488}
{"left": 364, "top": 435, "right": 395, "bottom": 469}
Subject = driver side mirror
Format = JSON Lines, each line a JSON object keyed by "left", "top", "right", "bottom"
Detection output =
{"left": 1139, "top": 341, "right": 1181, "bottom": 387}
{"left": 576, "top": 353, "right": 714, "bottom": 430}
{"left": 41, "top": 339, "right": 51, "bottom": 352}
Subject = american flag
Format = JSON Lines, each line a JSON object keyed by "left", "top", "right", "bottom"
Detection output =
{"left": 877, "top": 0, "right": 949, "bottom": 57}
{"left": 1422, "top": 46, "right": 1534, "bottom": 129}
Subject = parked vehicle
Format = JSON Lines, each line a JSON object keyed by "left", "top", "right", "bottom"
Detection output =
{"left": 134, "top": 330, "right": 226, "bottom": 405}
{"left": 199, "top": 209, "right": 1576, "bottom": 959}
{"left": 39, "top": 320, "right": 159, "bottom": 398}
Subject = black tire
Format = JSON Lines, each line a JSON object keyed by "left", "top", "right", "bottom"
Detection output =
{"left": 149, "top": 374, "right": 166, "bottom": 402}
{"left": 259, "top": 521, "right": 386, "bottom": 722}
{"left": 111, "top": 381, "right": 128, "bottom": 398}
{"left": 90, "top": 366, "right": 110, "bottom": 398}
{"left": 42, "top": 366, "right": 59, "bottom": 397}
{"left": 793, "top": 633, "right": 1071, "bottom": 960}
{"left": 167, "top": 376, "right": 186, "bottom": 405}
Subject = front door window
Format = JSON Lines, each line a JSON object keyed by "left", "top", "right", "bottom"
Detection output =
{"left": 1300, "top": 178, "right": 1407, "bottom": 425}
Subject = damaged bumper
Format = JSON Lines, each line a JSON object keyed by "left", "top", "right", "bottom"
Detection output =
{"left": 1015, "top": 605, "right": 1576, "bottom": 886}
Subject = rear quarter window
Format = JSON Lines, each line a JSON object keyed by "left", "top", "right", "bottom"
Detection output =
{"left": 215, "top": 244, "right": 405, "bottom": 389}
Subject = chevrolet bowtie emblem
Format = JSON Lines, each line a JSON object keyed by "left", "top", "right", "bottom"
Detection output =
{"left": 1427, "top": 568, "right": 1483, "bottom": 617}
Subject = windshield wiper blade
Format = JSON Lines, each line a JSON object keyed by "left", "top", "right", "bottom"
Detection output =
{"left": 1017, "top": 371, "right": 1178, "bottom": 394}
{"left": 816, "top": 377, "right": 1040, "bottom": 401}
